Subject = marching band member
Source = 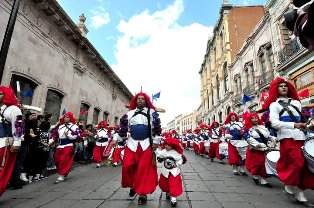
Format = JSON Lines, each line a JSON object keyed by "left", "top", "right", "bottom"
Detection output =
{"left": 198, "top": 124, "right": 209, "bottom": 156}
{"left": 208, "top": 121, "right": 224, "bottom": 163}
{"left": 93, "top": 120, "right": 111, "bottom": 168}
{"left": 156, "top": 137, "right": 184, "bottom": 207}
{"left": 0, "top": 86, "right": 23, "bottom": 196}
{"left": 243, "top": 113, "right": 273, "bottom": 188}
{"left": 224, "top": 112, "right": 247, "bottom": 176}
{"left": 112, "top": 92, "right": 161, "bottom": 205}
{"left": 112, "top": 124, "right": 125, "bottom": 166}
{"left": 49, "top": 112, "right": 80, "bottom": 184}
{"left": 264, "top": 78, "right": 314, "bottom": 205}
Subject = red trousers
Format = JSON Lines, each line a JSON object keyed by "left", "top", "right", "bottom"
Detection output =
{"left": 187, "top": 141, "right": 191, "bottom": 148}
{"left": 159, "top": 173, "right": 183, "bottom": 197}
{"left": 93, "top": 145, "right": 107, "bottom": 163}
{"left": 198, "top": 142, "right": 206, "bottom": 154}
{"left": 0, "top": 147, "right": 17, "bottom": 196}
{"left": 181, "top": 143, "right": 186, "bottom": 148}
{"left": 112, "top": 147, "right": 124, "bottom": 163}
{"left": 193, "top": 143, "right": 199, "bottom": 154}
{"left": 208, "top": 142, "right": 222, "bottom": 160}
{"left": 245, "top": 148, "right": 267, "bottom": 177}
{"left": 54, "top": 146, "right": 75, "bottom": 176}
{"left": 277, "top": 139, "right": 314, "bottom": 189}
{"left": 122, "top": 145, "right": 158, "bottom": 195}
{"left": 228, "top": 142, "right": 241, "bottom": 166}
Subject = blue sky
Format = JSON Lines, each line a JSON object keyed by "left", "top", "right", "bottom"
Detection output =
{"left": 57, "top": 0, "right": 267, "bottom": 125}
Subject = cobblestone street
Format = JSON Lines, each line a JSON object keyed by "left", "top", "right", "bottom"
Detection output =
{"left": 1, "top": 151, "right": 313, "bottom": 208}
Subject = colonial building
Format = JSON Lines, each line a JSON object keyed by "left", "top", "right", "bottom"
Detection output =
{"left": 230, "top": 11, "right": 276, "bottom": 114}
{"left": 166, "top": 119, "right": 175, "bottom": 132}
{"left": 266, "top": 0, "right": 314, "bottom": 105}
{"left": 180, "top": 111, "right": 197, "bottom": 133}
{"left": 0, "top": 0, "right": 133, "bottom": 125}
{"left": 199, "top": 1, "right": 265, "bottom": 124}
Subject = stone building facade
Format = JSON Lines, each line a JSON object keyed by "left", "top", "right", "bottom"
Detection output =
{"left": 0, "top": 0, "right": 133, "bottom": 125}
{"left": 199, "top": 2, "right": 265, "bottom": 124}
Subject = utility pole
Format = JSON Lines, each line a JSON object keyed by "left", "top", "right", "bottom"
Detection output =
{"left": 0, "top": 0, "right": 22, "bottom": 83}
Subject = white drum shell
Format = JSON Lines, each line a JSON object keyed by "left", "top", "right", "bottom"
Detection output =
{"left": 265, "top": 151, "right": 280, "bottom": 176}
{"left": 302, "top": 138, "right": 314, "bottom": 174}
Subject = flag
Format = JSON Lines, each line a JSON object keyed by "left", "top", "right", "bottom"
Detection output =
{"left": 152, "top": 92, "right": 160, "bottom": 100}
{"left": 242, "top": 93, "right": 253, "bottom": 105}
{"left": 62, "top": 108, "right": 67, "bottom": 115}
{"left": 22, "top": 89, "right": 33, "bottom": 97}
{"left": 298, "top": 89, "right": 310, "bottom": 98}
{"left": 259, "top": 91, "right": 269, "bottom": 102}
{"left": 79, "top": 110, "right": 89, "bottom": 115}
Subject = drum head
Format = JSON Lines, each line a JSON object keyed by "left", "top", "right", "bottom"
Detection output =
{"left": 266, "top": 151, "right": 280, "bottom": 163}
{"left": 304, "top": 139, "right": 314, "bottom": 157}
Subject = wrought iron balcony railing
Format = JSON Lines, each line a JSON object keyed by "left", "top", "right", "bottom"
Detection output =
{"left": 278, "top": 38, "right": 304, "bottom": 65}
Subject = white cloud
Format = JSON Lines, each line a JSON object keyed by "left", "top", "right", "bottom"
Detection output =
{"left": 112, "top": 0, "right": 213, "bottom": 126}
{"left": 90, "top": 7, "right": 110, "bottom": 29}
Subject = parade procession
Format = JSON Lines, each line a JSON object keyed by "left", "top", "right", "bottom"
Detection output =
{"left": 1, "top": 0, "right": 314, "bottom": 207}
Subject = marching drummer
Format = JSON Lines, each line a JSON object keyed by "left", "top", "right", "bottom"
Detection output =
{"left": 263, "top": 78, "right": 314, "bottom": 205}
{"left": 243, "top": 113, "right": 274, "bottom": 188}
{"left": 93, "top": 120, "right": 111, "bottom": 168}
{"left": 208, "top": 121, "right": 225, "bottom": 164}
{"left": 224, "top": 112, "right": 247, "bottom": 176}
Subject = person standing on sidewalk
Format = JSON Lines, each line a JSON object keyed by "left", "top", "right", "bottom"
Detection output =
{"left": 49, "top": 112, "right": 80, "bottom": 184}
{"left": 112, "top": 92, "right": 161, "bottom": 205}
{"left": 264, "top": 78, "right": 314, "bottom": 205}
{"left": 0, "top": 86, "right": 23, "bottom": 196}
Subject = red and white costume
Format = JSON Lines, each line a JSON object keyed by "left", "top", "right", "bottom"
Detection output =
{"left": 208, "top": 122, "right": 223, "bottom": 161}
{"left": 112, "top": 125, "right": 125, "bottom": 165}
{"left": 265, "top": 78, "right": 314, "bottom": 202}
{"left": 93, "top": 121, "right": 110, "bottom": 165}
{"left": 243, "top": 113, "right": 274, "bottom": 187}
{"left": 156, "top": 137, "right": 183, "bottom": 204}
{"left": 50, "top": 112, "right": 79, "bottom": 183}
{"left": 114, "top": 93, "right": 159, "bottom": 196}
{"left": 0, "top": 86, "right": 22, "bottom": 196}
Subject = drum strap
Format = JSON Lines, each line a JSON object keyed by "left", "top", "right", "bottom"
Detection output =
{"left": 254, "top": 129, "right": 268, "bottom": 144}
{"left": 278, "top": 100, "right": 307, "bottom": 123}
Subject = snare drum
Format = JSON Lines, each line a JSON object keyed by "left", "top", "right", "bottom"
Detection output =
{"left": 218, "top": 142, "right": 228, "bottom": 158}
{"left": 265, "top": 151, "right": 280, "bottom": 176}
{"left": 302, "top": 138, "right": 314, "bottom": 174}
{"left": 231, "top": 140, "right": 248, "bottom": 160}
{"left": 204, "top": 141, "right": 210, "bottom": 152}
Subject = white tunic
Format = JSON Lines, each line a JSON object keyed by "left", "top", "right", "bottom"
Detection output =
{"left": 0, "top": 105, "right": 23, "bottom": 148}
{"left": 114, "top": 107, "right": 160, "bottom": 152}
{"left": 155, "top": 149, "right": 183, "bottom": 178}
{"left": 269, "top": 98, "right": 306, "bottom": 141}
{"left": 210, "top": 128, "right": 220, "bottom": 143}
{"left": 56, "top": 123, "right": 79, "bottom": 148}
{"left": 95, "top": 128, "right": 110, "bottom": 146}
{"left": 246, "top": 125, "right": 272, "bottom": 151}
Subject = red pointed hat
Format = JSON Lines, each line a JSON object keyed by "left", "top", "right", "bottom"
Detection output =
{"left": 199, "top": 123, "right": 208, "bottom": 130}
{"left": 98, "top": 120, "right": 110, "bottom": 130}
{"left": 0, "top": 86, "right": 20, "bottom": 107}
{"left": 129, "top": 92, "right": 155, "bottom": 110}
{"left": 60, "top": 112, "right": 76, "bottom": 124}
{"left": 262, "top": 77, "right": 299, "bottom": 110}
{"left": 211, "top": 121, "right": 219, "bottom": 129}
{"left": 224, "top": 112, "right": 239, "bottom": 125}
{"left": 243, "top": 113, "right": 263, "bottom": 131}
{"left": 164, "top": 137, "right": 183, "bottom": 154}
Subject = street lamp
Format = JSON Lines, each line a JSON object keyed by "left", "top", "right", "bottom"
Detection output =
{"left": 0, "top": 0, "right": 22, "bottom": 83}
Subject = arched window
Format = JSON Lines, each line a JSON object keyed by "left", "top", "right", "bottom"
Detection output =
{"left": 219, "top": 112, "right": 223, "bottom": 123}
{"left": 10, "top": 74, "right": 37, "bottom": 105}
{"left": 93, "top": 108, "right": 100, "bottom": 125}
{"left": 216, "top": 75, "right": 220, "bottom": 100}
{"left": 44, "top": 89, "right": 64, "bottom": 124}
{"left": 226, "top": 106, "right": 231, "bottom": 116}
{"left": 79, "top": 103, "right": 90, "bottom": 126}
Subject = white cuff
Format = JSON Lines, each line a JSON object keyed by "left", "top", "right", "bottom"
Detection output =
{"left": 13, "top": 140, "right": 21, "bottom": 147}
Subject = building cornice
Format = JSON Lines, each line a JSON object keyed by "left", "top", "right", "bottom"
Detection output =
{"left": 30, "top": 0, "right": 133, "bottom": 100}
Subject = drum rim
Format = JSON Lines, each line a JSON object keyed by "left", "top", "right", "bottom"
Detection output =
{"left": 303, "top": 138, "right": 314, "bottom": 160}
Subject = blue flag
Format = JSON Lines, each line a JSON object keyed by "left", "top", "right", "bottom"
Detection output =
{"left": 152, "top": 92, "right": 161, "bottom": 100}
{"left": 22, "top": 89, "right": 33, "bottom": 97}
{"left": 242, "top": 93, "right": 253, "bottom": 105}
{"left": 62, "top": 108, "right": 67, "bottom": 115}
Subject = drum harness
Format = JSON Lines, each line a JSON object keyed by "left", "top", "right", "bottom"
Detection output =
{"left": 278, "top": 100, "right": 307, "bottom": 123}
{"left": 0, "top": 106, "right": 12, "bottom": 169}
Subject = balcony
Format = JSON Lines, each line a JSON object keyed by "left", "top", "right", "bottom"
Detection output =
{"left": 259, "top": 70, "right": 274, "bottom": 89}
{"left": 233, "top": 93, "right": 242, "bottom": 106}
{"left": 278, "top": 38, "right": 304, "bottom": 65}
